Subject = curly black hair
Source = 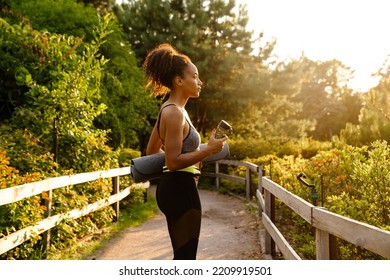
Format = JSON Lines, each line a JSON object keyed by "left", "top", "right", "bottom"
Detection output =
{"left": 143, "top": 43, "right": 192, "bottom": 96}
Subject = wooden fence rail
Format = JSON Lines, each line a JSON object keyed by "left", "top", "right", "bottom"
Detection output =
{"left": 203, "top": 160, "right": 390, "bottom": 260}
{"left": 0, "top": 167, "right": 148, "bottom": 256}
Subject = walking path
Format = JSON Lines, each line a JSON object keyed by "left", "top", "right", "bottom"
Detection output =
{"left": 91, "top": 187, "right": 267, "bottom": 260}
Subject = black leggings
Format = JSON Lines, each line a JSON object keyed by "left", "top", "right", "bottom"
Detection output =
{"left": 156, "top": 172, "right": 201, "bottom": 260}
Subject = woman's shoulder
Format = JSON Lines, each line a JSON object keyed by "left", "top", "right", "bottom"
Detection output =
{"left": 161, "top": 103, "right": 183, "bottom": 114}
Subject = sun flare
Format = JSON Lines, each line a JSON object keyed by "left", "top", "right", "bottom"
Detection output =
{"left": 240, "top": 0, "right": 390, "bottom": 91}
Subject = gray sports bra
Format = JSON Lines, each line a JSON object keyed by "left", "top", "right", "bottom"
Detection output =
{"left": 157, "top": 104, "right": 201, "bottom": 153}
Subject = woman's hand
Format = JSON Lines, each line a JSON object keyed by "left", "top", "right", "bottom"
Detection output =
{"left": 206, "top": 129, "right": 227, "bottom": 154}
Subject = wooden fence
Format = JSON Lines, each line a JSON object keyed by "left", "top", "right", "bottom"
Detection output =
{"left": 204, "top": 160, "right": 390, "bottom": 260}
{"left": 2, "top": 160, "right": 390, "bottom": 259}
{"left": 0, "top": 167, "right": 148, "bottom": 256}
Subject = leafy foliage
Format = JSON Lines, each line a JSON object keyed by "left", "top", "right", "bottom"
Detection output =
{"left": 0, "top": 10, "right": 121, "bottom": 259}
{"left": 340, "top": 62, "right": 390, "bottom": 146}
{"left": 0, "top": 150, "right": 45, "bottom": 259}
{"left": 8, "top": 0, "right": 99, "bottom": 40}
{"left": 7, "top": 0, "right": 159, "bottom": 150}
{"left": 259, "top": 141, "right": 390, "bottom": 259}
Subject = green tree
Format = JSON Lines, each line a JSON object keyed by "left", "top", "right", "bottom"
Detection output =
{"left": 7, "top": 0, "right": 99, "bottom": 41}
{"left": 114, "top": 0, "right": 272, "bottom": 134}
{"left": 81, "top": 0, "right": 115, "bottom": 14}
{"left": 340, "top": 60, "right": 390, "bottom": 146}
{"left": 0, "top": 8, "right": 114, "bottom": 173}
{"left": 294, "top": 57, "right": 360, "bottom": 141}
{"left": 95, "top": 17, "right": 159, "bottom": 150}
{"left": 7, "top": 0, "right": 159, "bottom": 150}
{"left": 0, "top": 12, "right": 118, "bottom": 260}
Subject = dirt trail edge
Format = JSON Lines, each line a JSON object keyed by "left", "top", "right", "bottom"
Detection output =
{"left": 91, "top": 187, "right": 268, "bottom": 260}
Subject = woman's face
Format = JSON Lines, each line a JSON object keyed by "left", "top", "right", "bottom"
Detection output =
{"left": 180, "top": 63, "right": 203, "bottom": 98}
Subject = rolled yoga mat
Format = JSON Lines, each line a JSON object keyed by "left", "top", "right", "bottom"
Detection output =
{"left": 130, "top": 143, "right": 230, "bottom": 183}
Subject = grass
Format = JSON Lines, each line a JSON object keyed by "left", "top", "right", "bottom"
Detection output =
{"left": 47, "top": 195, "right": 159, "bottom": 260}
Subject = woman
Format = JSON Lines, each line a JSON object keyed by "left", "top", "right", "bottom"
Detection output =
{"left": 144, "top": 43, "right": 227, "bottom": 259}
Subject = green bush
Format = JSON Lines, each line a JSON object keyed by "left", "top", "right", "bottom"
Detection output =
{"left": 300, "top": 138, "right": 332, "bottom": 159}
{"left": 228, "top": 137, "right": 273, "bottom": 160}
{"left": 228, "top": 137, "right": 331, "bottom": 161}
{"left": 118, "top": 148, "right": 141, "bottom": 167}
{"left": 227, "top": 138, "right": 389, "bottom": 259}
{"left": 0, "top": 13, "right": 122, "bottom": 260}
{"left": 0, "top": 150, "right": 45, "bottom": 259}
{"left": 263, "top": 141, "right": 390, "bottom": 259}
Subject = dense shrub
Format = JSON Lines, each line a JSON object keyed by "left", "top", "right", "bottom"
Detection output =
{"left": 228, "top": 137, "right": 331, "bottom": 161}
{"left": 228, "top": 138, "right": 273, "bottom": 160}
{"left": 263, "top": 140, "right": 390, "bottom": 259}
{"left": 118, "top": 148, "right": 141, "bottom": 167}
{"left": 0, "top": 13, "right": 123, "bottom": 259}
{"left": 0, "top": 151, "right": 46, "bottom": 259}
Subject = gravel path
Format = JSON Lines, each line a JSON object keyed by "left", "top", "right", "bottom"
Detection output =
{"left": 91, "top": 187, "right": 266, "bottom": 260}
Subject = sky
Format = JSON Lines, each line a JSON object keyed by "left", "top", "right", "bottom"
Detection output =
{"left": 238, "top": 0, "right": 390, "bottom": 91}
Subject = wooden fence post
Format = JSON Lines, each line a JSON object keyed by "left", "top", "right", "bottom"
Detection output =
{"left": 245, "top": 167, "right": 251, "bottom": 200}
{"left": 316, "top": 228, "right": 330, "bottom": 259}
{"left": 257, "top": 166, "right": 263, "bottom": 194}
{"left": 112, "top": 176, "right": 120, "bottom": 222}
{"left": 264, "top": 189, "right": 276, "bottom": 256}
{"left": 42, "top": 189, "right": 52, "bottom": 256}
{"left": 329, "top": 234, "right": 339, "bottom": 259}
{"left": 315, "top": 230, "right": 339, "bottom": 260}
{"left": 315, "top": 207, "right": 339, "bottom": 260}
